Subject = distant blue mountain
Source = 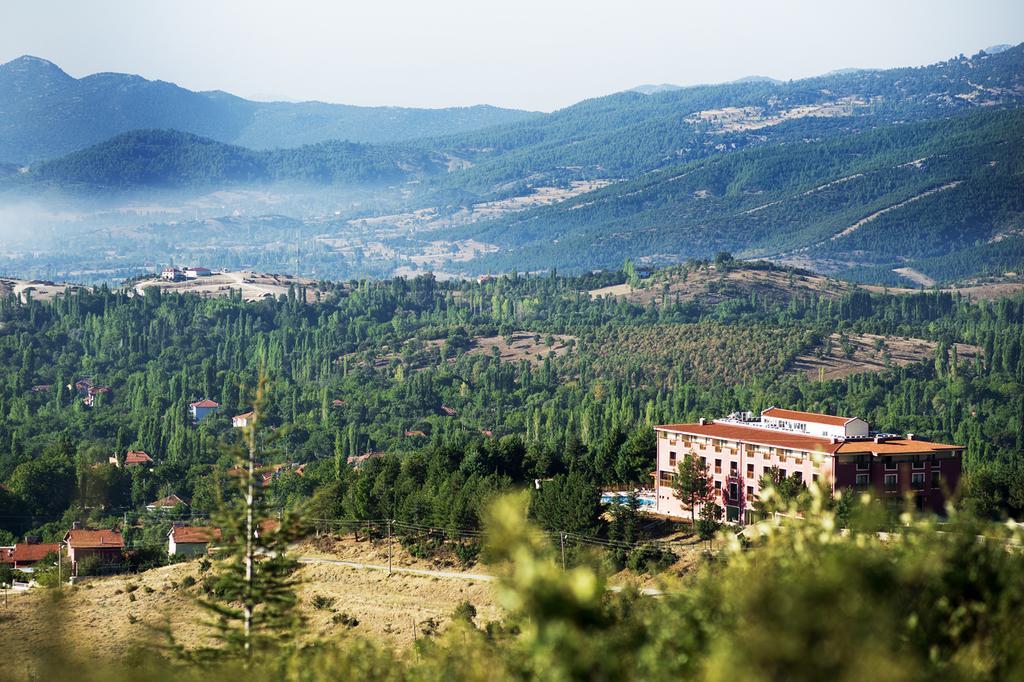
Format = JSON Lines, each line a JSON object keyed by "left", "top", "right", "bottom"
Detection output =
{"left": 0, "top": 56, "right": 539, "bottom": 162}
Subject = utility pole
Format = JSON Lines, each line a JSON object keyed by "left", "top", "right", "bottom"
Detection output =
{"left": 387, "top": 519, "right": 393, "bottom": 576}
{"left": 560, "top": 532, "right": 566, "bottom": 570}
{"left": 57, "top": 542, "right": 62, "bottom": 586}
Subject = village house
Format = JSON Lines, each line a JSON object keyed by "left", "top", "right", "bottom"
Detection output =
{"left": 0, "top": 540, "right": 61, "bottom": 571}
{"left": 232, "top": 411, "right": 255, "bottom": 428}
{"left": 161, "top": 267, "right": 184, "bottom": 281}
{"left": 63, "top": 528, "right": 124, "bottom": 576}
{"left": 108, "top": 450, "right": 155, "bottom": 468}
{"left": 653, "top": 407, "right": 963, "bottom": 523}
{"left": 184, "top": 266, "right": 212, "bottom": 279}
{"left": 167, "top": 525, "right": 221, "bottom": 557}
{"left": 146, "top": 494, "right": 189, "bottom": 512}
{"left": 190, "top": 399, "right": 219, "bottom": 422}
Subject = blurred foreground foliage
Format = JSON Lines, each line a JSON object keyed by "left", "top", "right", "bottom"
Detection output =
{"left": 12, "top": 492, "right": 1024, "bottom": 682}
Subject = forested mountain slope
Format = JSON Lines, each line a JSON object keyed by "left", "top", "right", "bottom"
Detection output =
{"left": 21, "top": 129, "right": 447, "bottom": 188}
{"left": 0, "top": 55, "right": 537, "bottom": 162}
{"left": 418, "top": 44, "right": 1024, "bottom": 197}
{"left": 446, "top": 108, "right": 1024, "bottom": 281}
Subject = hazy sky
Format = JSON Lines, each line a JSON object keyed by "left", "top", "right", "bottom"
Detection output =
{"left": 3, "top": 0, "right": 1022, "bottom": 111}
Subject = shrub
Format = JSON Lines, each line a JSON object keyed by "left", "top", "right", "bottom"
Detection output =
{"left": 451, "top": 601, "right": 477, "bottom": 625}
{"left": 332, "top": 612, "right": 359, "bottom": 627}
{"left": 626, "top": 544, "right": 677, "bottom": 574}
{"left": 181, "top": 575, "right": 197, "bottom": 588}
{"left": 312, "top": 594, "right": 336, "bottom": 610}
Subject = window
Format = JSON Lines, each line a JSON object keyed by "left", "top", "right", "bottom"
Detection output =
{"left": 747, "top": 463, "right": 755, "bottom": 479}
{"left": 729, "top": 482, "right": 738, "bottom": 500}
{"left": 912, "top": 458, "right": 925, "bottom": 470}
{"left": 884, "top": 460, "right": 897, "bottom": 471}
{"left": 779, "top": 469, "right": 787, "bottom": 479}
{"left": 658, "top": 431, "right": 667, "bottom": 440}
{"left": 793, "top": 471, "right": 803, "bottom": 483}
{"left": 700, "top": 456, "right": 707, "bottom": 469}
{"left": 856, "top": 460, "right": 870, "bottom": 471}
{"left": 931, "top": 470, "right": 941, "bottom": 488}
{"left": 747, "top": 485, "right": 754, "bottom": 497}
{"left": 812, "top": 473, "right": 820, "bottom": 483}
{"left": 911, "top": 472, "right": 925, "bottom": 489}
{"left": 730, "top": 461, "right": 738, "bottom": 476}
{"left": 855, "top": 473, "right": 869, "bottom": 486}
{"left": 669, "top": 451, "right": 677, "bottom": 467}
{"left": 715, "top": 459, "right": 722, "bottom": 474}
{"left": 714, "top": 480, "right": 721, "bottom": 490}
{"left": 884, "top": 473, "right": 898, "bottom": 490}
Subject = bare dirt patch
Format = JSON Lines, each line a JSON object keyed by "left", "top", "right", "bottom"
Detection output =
{"left": 466, "top": 331, "right": 576, "bottom": 366}
{"left": 792, "top": 333, "right": 980, "bottom": 381}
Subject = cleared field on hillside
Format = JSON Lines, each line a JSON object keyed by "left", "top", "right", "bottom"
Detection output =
{"left": 792, "top": 333, "right": 981, "bottom": 381}
{"left": 466, "top": 331, "right": 576, "bottom": 366}
{"left": 0, "top": 278, "right": 85, "bottom": 302}
{"left": 133, "top": 271, "right": 327, "bottom": 302}
{"left": 589, "top": 267, "right": 853, "bottom": 306}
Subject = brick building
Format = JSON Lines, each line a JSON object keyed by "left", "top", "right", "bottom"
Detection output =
{"left": 654, "top": 407, "right": 962, "bottom": 523}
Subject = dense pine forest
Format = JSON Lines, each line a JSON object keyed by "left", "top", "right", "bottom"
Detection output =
{"left": 1, "top": 263, "right": 1022, "bottom": 549}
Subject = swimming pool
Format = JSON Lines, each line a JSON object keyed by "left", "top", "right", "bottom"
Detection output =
{"left": 601, "top": 493, "right": 655, "bottom": 507}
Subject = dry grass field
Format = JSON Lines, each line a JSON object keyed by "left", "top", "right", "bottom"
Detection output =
{"left": 0, "top": 530, "right": 708, "bottom": 678}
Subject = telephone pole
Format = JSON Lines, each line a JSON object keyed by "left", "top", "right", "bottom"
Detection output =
{"left": 560, "top": 532, "right": 566, "bottom": 570}
{"left": 387, "top": 519, "right": 393, "bottom": 575}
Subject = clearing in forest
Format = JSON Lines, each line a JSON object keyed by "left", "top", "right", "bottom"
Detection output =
{"left": 466, "top": 331, "right": 576, "bottom": 366}
{"left": 791, "top": 333, "right": 981, "bottom": 381}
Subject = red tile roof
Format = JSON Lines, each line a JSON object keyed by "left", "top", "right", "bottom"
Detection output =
{"left": 761, "top": 407, "right": 858, "bottom": 427}
{"left": 169, "top": 526, "right": 221, "bottom": 544}
{"left": 656, "top": 422, "right": 843, "bottom": 454}
{"left": 11, "top": 542, "right": 61, "bottom": 563}
{"left": 124, "top": 450, "right": 154, "bottom": 465}
{"left": 64, "top": 529, "right": 124, "bottom": 549}
{"left": 190, "top": 399, "right": 219, "bottom": 408}
{"left": 148, "top": 494, "right": 188, "bottom": 508}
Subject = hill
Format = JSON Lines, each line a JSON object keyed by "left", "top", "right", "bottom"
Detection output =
{"left": 21, "top": 129, "right": 447, "bottom": 189}
{"left": 443, "top": 108, "right": 1024, "bottom": 283}
{"left": 0, "top": 55, "right": 538, "bottom": 162}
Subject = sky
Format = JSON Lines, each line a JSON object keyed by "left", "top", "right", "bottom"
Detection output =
{"left": 2, "top": 0, "right": 1022, "bottom": 111}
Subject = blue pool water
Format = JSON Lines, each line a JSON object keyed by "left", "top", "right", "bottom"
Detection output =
{"left": 601, "top": 493, "right": 655, "bottom": 507}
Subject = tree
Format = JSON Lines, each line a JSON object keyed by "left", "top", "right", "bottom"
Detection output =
{"left": 673, "top": 454, "right": 713, "bottom": 524}
{"left": 529, "top": 471, "right": 603, "bottom": 537}
{"left": 194, "top": 375, "right": 303, "bottom": 661}
{"left": 697, "top": 497, "right": 723, "bottom": 546}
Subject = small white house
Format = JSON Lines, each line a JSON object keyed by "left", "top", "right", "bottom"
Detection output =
{"left": 232, "top": 411, "right": 255, "bottom": 428}
{"left": 167, "top": 526, "right": 221, "bottom": 557}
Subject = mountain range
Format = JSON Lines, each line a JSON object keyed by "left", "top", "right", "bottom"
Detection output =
{"left": 0, "top": 55, "right": 538, "bottom": 162}
{"left": 1, "top": 45, "right": 1023, "bottom": 284}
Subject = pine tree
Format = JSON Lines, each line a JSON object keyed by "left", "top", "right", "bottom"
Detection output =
{"left": 194, "top": 373, "right": 303, "bottom": 662}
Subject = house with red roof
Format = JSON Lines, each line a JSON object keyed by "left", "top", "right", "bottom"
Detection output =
{"left": 63, "top": 528, "right": 124, "bottom": 575}
{"left": 0, "top": 541, "right": 61, "bottom": 570}
{"left": 108, "top": 450, "right": 155, "bottom": 468}
{"left": 146, "top": 494, "right": 189, "bottom": 512}
{"left": 232, "top": 411, "right": 255, "bottom": 428}
{"left": 190, "top": 399, "right": 219, "bottom": 423}
{"left": 167, "top": 525, "right": 221, "bottom": 557}
{"left": 653, "top": 407, "right": 962, "bottom": 523}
